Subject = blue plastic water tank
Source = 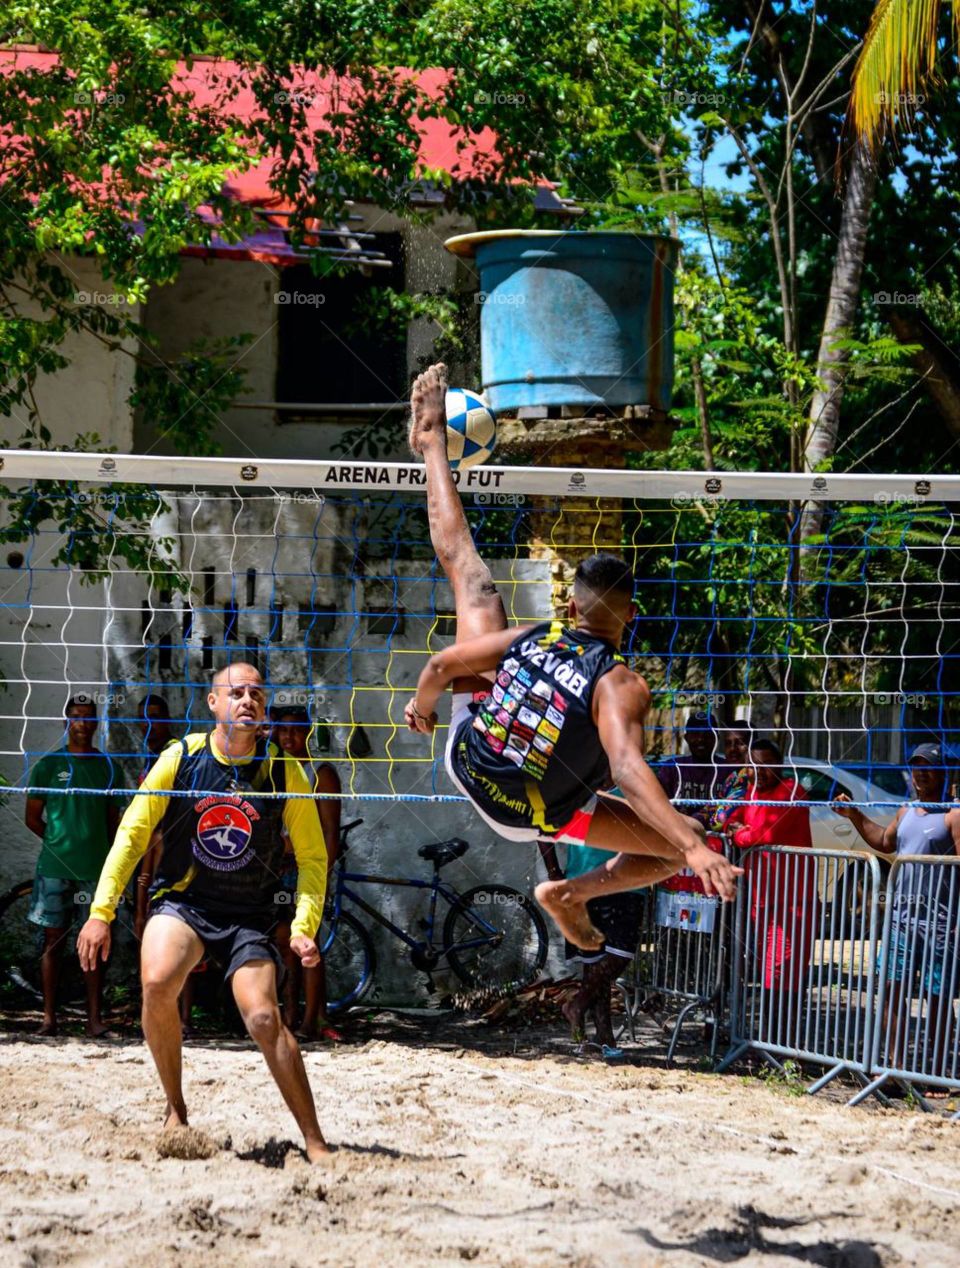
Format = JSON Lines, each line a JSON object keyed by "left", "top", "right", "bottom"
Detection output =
{"left": 445, "top": 230, "right": 678, "bottom": 415}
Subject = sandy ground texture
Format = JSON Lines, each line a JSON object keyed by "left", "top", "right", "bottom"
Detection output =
{"left": 1, "top": 1017, "right": 959, "bottom": 1268}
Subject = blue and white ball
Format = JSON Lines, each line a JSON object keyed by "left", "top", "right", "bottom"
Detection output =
{"left": 444, "top": 388, "right": 497, "bottom": 471}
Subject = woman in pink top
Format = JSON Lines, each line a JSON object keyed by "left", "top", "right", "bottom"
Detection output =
{"left": 726, "top": 739, "right": 817, "bottom": 992}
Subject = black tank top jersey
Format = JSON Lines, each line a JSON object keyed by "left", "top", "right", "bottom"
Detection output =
{"left": 150, "top": 734, "right": 287, "bottom": 921}
{"left": 451, "top": 621, "right": 625, "bottom": 832}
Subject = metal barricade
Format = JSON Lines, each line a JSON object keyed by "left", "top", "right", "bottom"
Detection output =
{"left": 718, "top": 847, "right": 883, "bottom": 1093}
{"left": 618, "top": 847, "right": 728, "bottom": 1061}
{"left": 851, "top": 856, "right": 960, "bottom": 1109}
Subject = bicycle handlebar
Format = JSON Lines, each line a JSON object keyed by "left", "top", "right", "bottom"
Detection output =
{"left": 339, "top": 818, "right": 364, "bottom": 842}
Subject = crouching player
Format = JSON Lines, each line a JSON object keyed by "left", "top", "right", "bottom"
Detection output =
{"left": 78, "top": 663, "right": 331, "bottom": 1163}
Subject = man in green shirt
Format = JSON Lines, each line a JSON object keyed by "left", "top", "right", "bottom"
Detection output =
{"left": 25, "top": 693, "right": 123, "bottom": 1036}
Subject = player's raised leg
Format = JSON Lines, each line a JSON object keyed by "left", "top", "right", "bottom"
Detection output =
{"left": 231, "top": 959, "right": 330, "bottom": 1163}
{"left": 535, "top": 799, "right": 706, "bottom": 948}
{"left": 140, "top": 913, "right": 205, "bottom": 1128}
{"left": 410, "top": 363, "right": 507, "bottom": 675}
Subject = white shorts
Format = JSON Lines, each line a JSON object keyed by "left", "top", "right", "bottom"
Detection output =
{"left": 444, "top": 692, "right": 597, "bottom": 844}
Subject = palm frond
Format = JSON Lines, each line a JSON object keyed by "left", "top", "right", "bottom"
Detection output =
{"left": 849, "top": 0, "right": 951, "bottom": 150}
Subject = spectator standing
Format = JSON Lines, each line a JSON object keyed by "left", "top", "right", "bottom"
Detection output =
{"left": 25, "top": 693, "right": 123, "bottom": 1036}
{"left": 834, "top": 743, "right": 960, "bottom": 1077}
{"left": 708, "top": 721, "right": 753, "bottom": 834}
{"left": 273, "top": 705, "right": 342, "bottom": 1042}
{"left": 726, "top": 739, "right": 817, "bottom": 1009}
{"left": 540, "top": 834, "right": 642, "bottom": 1061}
{"left": 137, "top": 694, "right": 174, "bottom": 772}
{"left": 657, "top": 710, "right": 722, "bottom": 825}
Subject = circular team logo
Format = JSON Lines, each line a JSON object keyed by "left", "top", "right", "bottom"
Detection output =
{"left": 194, "top": 803, "right": 254, "bottom": 872}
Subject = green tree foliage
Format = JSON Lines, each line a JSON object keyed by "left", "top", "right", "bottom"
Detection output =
{"left": 0, "top": 1, "right": 956, "bottom": 719}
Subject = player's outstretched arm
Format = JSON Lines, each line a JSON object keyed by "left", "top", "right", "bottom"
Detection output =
{"left": 405, "top": 625, "right": 530, "bottom": 733}
{"left": 593, "top": 670, "right": 743, "bottom": 900}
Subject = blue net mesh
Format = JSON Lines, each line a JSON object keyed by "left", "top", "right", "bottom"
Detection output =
{"left": 1, "top": 479, "right": 957, "bottom": 808}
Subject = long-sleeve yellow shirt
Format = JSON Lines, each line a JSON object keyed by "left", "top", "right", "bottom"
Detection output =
{"left": 90, "top": 733, "right": 327, "bottom": 939}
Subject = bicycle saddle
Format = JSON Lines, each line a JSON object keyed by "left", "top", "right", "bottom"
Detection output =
{"left": 418, "top": 838, "right": 469, "bottom": 867}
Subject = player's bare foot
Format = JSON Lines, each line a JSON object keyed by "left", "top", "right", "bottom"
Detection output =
{"left": 535, "top": 881, "right": 604, "bottom": 951}
{"left": 85, "top": 1019, "right": 115, "bottom": 1039}
{"left": 408, "top": 362, "right": 447, "bottom": 455}
{"left": 305, "top": 1136, "right": 334, "bottom": 1164}
{"left": 163, "top": 1102, "right": 188, "bottom": 1130}
{"left": 37, "top": 1019, "right": 58, "bottom": 1037}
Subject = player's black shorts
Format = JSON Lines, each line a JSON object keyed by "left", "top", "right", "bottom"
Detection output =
{"left": 150, "top": 898, "right": 286, "bottom": 984}
{"left": 565, "top": 892, "right": 644, "bottom": 964}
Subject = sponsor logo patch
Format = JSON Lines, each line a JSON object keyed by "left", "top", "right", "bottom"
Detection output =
{"left": 194, "top": 803, "right": 254, "bottom": 872}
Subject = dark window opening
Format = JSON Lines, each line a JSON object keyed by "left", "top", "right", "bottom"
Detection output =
{"left": 367, "top": 607, "right": 406, "bottom": 637}
{"left": 433, "top": 609, "right": 457, "bottom": 638}
{"left": 275, "top": 236, "right": 407, "bottom": 415}
{"left": 159, "top": 633, "right": 173, "bottom": 672}
{"left": 299, "top": 602, "right": 337, "bottom": 646}
{"left": 223, "top": 603, "right": 239, "bottom": 643}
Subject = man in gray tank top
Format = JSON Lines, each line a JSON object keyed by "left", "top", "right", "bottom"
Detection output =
{"left": 834, "top": 743, "right": 959, "bottom": 1080}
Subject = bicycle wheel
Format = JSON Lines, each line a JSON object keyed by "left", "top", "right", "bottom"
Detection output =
{"left": 0, "top": 879, "right": 85, "bottom": 1011}
{"left": 318, "top": 909, "right": 376, "bottom": 1013}
{"left": 443, "top": 885, "right": 548, "bottom": 991}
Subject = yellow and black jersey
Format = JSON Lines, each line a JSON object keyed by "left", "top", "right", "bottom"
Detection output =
{"left": 91, "top": 733, "right": 327, "bottom": 938}
{"left": 450, "top": 620, "right": 624, "bottom": 833}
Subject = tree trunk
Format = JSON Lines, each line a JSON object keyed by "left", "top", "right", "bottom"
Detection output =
{"left": 801, "top": 145, "right": 878, "bottom": 539}
{"left": 691, "top": 357, "right": 715, "bottom": 470}
{"left": 887, "top": 307, "right": 960, "bottom": 441}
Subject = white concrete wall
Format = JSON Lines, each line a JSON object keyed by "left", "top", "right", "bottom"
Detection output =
{"left": 0, "top": 256, "right": 139, "bottom": 867}
{"left": 134, "top": 206, "right": 478, "bottom": 462}
{"left": 87, "top": 492, "right": 558, "bottom": 1002}
{"left": 4, "top": 256, "right": 137, "bottom": 451}
{"left": 0, "top": 214, "right": 567, "bottom": 1002}
{"left": 0, "top": 257, "right": 137, "bottom": 885}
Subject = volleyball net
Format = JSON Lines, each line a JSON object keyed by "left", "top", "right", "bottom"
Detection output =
{"left": 1, "top": 450, "right": 958, "bottom": 811}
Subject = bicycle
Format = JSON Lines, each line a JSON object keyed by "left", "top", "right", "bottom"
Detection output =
{"left": 0, "top": 821, "right": 550, "bottom": 1020}
{"left": 319, "top": 819, "right": 549, "bottom": 1012}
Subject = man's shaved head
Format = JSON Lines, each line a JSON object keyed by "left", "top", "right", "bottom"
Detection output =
{"left": 207, "top": 662, "right": 266, "bottom": 740}
{"left": 212, "top": 661, "right": 263, "bottom": 689}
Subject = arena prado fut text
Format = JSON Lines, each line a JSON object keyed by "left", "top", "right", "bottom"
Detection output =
{"left": 319, "top": 463, "right": 507, "bottom": 488}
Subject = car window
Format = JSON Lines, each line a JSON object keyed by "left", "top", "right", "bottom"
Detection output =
{"left": 865, "top": 768, "right": 909, "bottom": 797}
{"left": 829, "top": 765, "right": 908, "bottom": 798}
{"left": 791, "top": 767, "right": 851, "bottom": 801}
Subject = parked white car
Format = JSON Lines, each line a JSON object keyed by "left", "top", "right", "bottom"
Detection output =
{"left": 778, "top": 757, "right": 907, "bottom": 856}
{"left": 764, "top": 757, "right": 907, "bottom": 917}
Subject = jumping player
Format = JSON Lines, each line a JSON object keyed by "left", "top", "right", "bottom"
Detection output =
{"left": 77, "top": 663, "right": 331, "bottom": 1163}
{"left": 404, "top": 364, "right": 742, "bottom": 950}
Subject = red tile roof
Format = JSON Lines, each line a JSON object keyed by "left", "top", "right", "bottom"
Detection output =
{"left": 1, "top": 49, "right": 515, "bottom": 264}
